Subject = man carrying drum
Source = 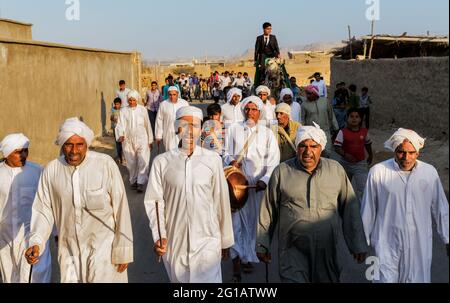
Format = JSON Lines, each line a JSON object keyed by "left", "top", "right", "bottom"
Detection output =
{"left": 223, "top": 96, "right": 280, "bottom": 282}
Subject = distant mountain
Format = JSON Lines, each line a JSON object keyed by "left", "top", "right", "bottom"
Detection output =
{"left": 293, "top": 42, "right": 346, "bottom": 52}
{"left": 144, "top": 41, "right": 345, "bottom": 64}
{"left": 234, "top": 41, "right": 345, "bottom": 61}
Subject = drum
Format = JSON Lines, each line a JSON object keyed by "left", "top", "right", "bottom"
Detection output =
{"left": 224, "top": 166, "right": 251, "bottom": 213}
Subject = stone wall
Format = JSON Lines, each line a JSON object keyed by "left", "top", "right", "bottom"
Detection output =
{"left": 0, "top": 19, "right": 33, "bottom": 40}
{"left": 331, "top": 57, "right": 449, "bottom": 140}
{"left": 0, "top": 39, "right": 141, "bottom": 164}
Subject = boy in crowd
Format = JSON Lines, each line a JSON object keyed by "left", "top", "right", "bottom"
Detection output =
{"left": 111, "top": 98, "right": 124, "bottom": 164}
{"left": 201, "top": 103, "right": 224, "bottom": 155}
{"left": 200, "top": 79, "right": 209, "bottom": 102}
{"left": 115, "top": 80, "right": 131, "bottom": 108}
{"left": 242, "top": 72, "right": 253, "bottom": 98}
{"left": 348, "top": 84, "right": 360, "bottom": 109}
{"left": 212, "top": 82, "right": 221, "bottom": 104}
{"left": 290, "top": 77, "right": 301, "bottom": 103}
{"left": 333, "top": 85, "right": 349, "bottom": 129}
{"left": 360, "top": 87, "right": 372, "bottom": 129}
{"left": 334, "top": 108, "right": 373, "bottom": 201}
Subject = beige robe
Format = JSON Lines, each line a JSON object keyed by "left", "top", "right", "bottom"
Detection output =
{"left": 277, "top": 120, "right": 301, "bottom": 163}
{"left": 29, "top": 151, "right": 133, "bottom": 283}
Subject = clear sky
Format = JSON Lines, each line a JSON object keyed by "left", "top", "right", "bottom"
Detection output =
{"left": 1, "top": 0, "right": 448, "bottom": 60}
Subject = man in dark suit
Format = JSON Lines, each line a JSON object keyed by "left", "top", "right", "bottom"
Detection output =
{"left": 254, "top": 22, "right": 281, "bottom": 85}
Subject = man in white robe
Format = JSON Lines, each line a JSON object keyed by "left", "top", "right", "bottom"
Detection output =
{"left": 361, "top": 128, "right": 449, "bottom": 283}
{"left": 115, "top": 89, "right": 154, "bottom": 193}
{"left": 144, "top": 107, "right": 234, "bottom": 283}
{"left": 280, "top": 88, "right": 301, "bottom": 123}
{"left": 155, "top": 86, "right": 189, "bottom": 152}
{"left": 221, "top": 87, "right": 244, "bottom": 129}
{"left": 0, "top": 134, "right": 52, "bottom": 283}
{"left": 25, "top": 118, "right": 134, "bottom": 283}
{"left": 223, "top": 96, "right": 280, "bottom": 281}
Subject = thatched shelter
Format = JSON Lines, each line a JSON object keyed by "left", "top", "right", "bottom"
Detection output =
{"left": 333, "top": 34, "right": 449, "bottom": 60}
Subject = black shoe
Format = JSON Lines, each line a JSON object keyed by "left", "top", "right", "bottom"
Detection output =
{"left": 131, "top": 183, "right": 138, "bottom": 190}
{"left": 137, "top": 184, "right": 144, "bottom": 193}
{"left": 232, "top": 274, "right": 242, "bottom": 283}
{"left": 242, "top": 263, "right": 254, "bottom": 274}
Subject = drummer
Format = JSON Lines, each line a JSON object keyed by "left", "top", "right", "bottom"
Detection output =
{"left": 144, "top": 106, "right": 234, "bottom": 283}
{"left": 223, "top": 96, "right": 280, "bottom": 282}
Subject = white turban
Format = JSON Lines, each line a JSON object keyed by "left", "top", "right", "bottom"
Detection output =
{"left": 127, "top": 89, "right": 140, "bottom": 101}
{"left": 255, "top": 85, "right": 271, "bottom": 95}
{"left": 241, "top": 96, "right": 266, "bottom": 120}
{"left": 226, "top": 88, "right": 243, "bottom": 103}
{"left": 55, "top": 117, "right": 95, "bottom": 147}
{"left": 295, "top": 122, "right": 327, "bottom": 150}
{"left": 280, "top": 88, "right": 294, "bottom": 102}
{"left": 168, "top": 86, "right": 180, "bottom": 94}
{"left": 384, "top": 128, "right": 426, "bottom": 152}
{"left": 0, "top": 133, "right": 30, "bottom": 158}
{"left": 275, "top": 103, "right": 292, "bottom": 117}
{"left": 176, "top": 106, "right": 204, "bottom": 121}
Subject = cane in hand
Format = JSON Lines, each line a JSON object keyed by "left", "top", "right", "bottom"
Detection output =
{"left": 155, "top": 201, "right": 163, "bottom": 264}
{"left": 28, "top": 264, "right": 33, "bottom": 284}
{"left": 28, "top": 250, "right": 35, "bottom": 284}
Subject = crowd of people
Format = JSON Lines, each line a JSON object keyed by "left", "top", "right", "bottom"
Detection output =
{"left": 156, "top": 71, "right": 254, "bottom": 104}
{"left": 0, "top": 73, "right": 448, "bottom": 284}
{"left": 1, "top": 18, "right": 449, "bottom": 284}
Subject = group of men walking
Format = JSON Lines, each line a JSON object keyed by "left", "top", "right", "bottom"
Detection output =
{"left": 0, "top": 79, "right": 448, "bottom": 284}
{"left": 0, "top": 21, "right": 448, "bottom": 284}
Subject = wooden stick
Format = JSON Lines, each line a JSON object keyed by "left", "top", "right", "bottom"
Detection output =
{"left": 278, "top": 126, "right": 297, "bottom": 153}
{"left": 348, "top": 25, "right": 353, "bottom": 59}
{"left": 155, "top": 201, "right": 163, "bottom": 264}
{"left": 363, "top": 39, "right": 368, "bottom": 59}
{"left": 28, "top": 264, "right": 33, "bottom": 284}
{"left": 236, "top": 129, "right": 259, "bottom": 165}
